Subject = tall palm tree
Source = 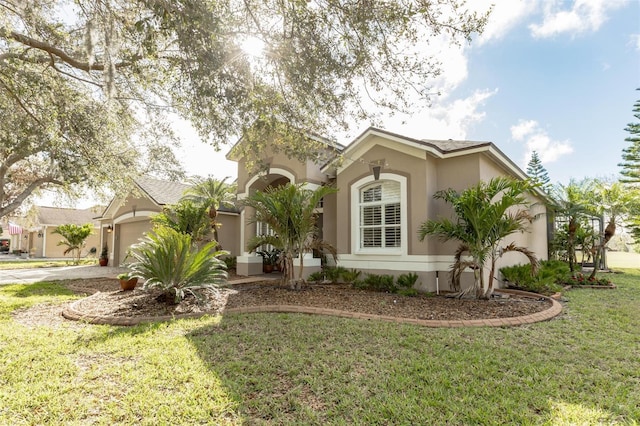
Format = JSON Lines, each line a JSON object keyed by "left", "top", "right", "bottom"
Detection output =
{"left": 587, "top": 180, "right": 638, "bottom": 279}
{"left": 547, "top": 179, "right": 595, "bottom": 277}
{"left": 418, "top": 177, "right": 538, "bottom": 300}
{"left": 243, "top": 183, "right": 338, "bottom": 290}
{"left": 182, "top": 176, "right": 236, "bottom": 247}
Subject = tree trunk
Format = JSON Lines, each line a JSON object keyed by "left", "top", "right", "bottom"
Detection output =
{"left": 588, "top": 220, "right": 615, "bottom": 280}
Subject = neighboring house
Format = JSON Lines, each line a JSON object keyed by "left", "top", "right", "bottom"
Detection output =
{"left": 98, "top": 176, "right": 240, "bottom": 266}
{"left": 229, "top": 127, "right": 548, "bottom": 292}
{"left": 7, "top": 206, "right": 103, "bottom": 258}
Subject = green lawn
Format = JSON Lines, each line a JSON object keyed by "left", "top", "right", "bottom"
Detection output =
{"left": 0, "top": 259, "right": 96, "bottom": 270}
{"left": 1, "top": 271, "right": 639, "bottom": 425}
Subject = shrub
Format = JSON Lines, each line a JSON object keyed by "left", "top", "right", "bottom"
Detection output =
{"left": 128, "top": 227, "right": 229, "bottom": 303}
{"left": 500, "top": 261, "right": 564, "bottom": 296}
{"left": 396, "top": 272, "right": 419, "bottom": 289}
{"left": 562, "top": 273, "right": 612, "bottom": 287}
{"left": 340, "top": 268, "right": 362, "bottom": 284}
{"left": 222, "top": 256, "right": 237, "bottom": 271}
{"left": 362, "top": 273, "right": 396, "bottom": 293}
{"left": 324, "top": 266, "right": 347, "bottom": 283}
{"left": 307, "top": 271, "right": 325, "bottom": 283}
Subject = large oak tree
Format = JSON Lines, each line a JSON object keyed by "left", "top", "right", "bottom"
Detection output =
{"left": 0, "top": 0, "right": 489, "bottom": 218}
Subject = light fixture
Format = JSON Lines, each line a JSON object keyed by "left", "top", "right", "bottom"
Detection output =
{"left": 37, "top": 231, "right": 43, "bottom": 238}
{"left": 372, "top": 165, "right": 381, "bottom": 181}
{"left": 107, "top": 225, "right": 113, "bottom": 233}
{"left": 132, "top": 205, "right": 137, "bottom": 217}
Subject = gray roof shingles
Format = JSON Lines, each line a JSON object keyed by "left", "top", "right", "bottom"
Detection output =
{"left": 135, "top": 176, "right": 191, "bottom": 206}
{"left": 37, "top": 206, "right": 103, "bottom": 226}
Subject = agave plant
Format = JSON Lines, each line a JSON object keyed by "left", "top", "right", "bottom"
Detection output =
{"left": 128, "top": 226, "right": 229, "bottom": 303}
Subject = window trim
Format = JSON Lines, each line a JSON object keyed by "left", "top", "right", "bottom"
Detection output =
{"left": 350, "top": 173, "right": 407, "bottom": 256}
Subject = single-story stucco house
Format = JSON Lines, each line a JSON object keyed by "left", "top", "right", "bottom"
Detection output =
{"left": 97, "top": 175, "right": 240, "bottom": 266}
{"left": 99, "top": 126, "right": 547, "bottom": 293}
{"left": 3, "top": 206, "right": 103, "bottom": 258}
{"left": 229, "top": 127, "right": 548, "bottom": 292}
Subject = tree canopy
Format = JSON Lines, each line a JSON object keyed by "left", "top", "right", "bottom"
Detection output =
{"left": 0, "top": 0, "right": 490, "bottom": 217}
{"left": 526, "top": 151, "right": 551, "bottom": 193}
{"left": 619, "top": 93, "right": 640, "bottom": 184}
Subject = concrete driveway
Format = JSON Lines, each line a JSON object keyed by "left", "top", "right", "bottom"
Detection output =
{"left": 0, "top": 265, "right": 128, "bottom": 285}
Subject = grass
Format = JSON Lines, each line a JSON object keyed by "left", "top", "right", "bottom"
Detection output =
{"left": 0, "top": 259, "right": 97, "bottom": 270}
{"left": 1, "top": 272, "right": 639, "bottom": 424}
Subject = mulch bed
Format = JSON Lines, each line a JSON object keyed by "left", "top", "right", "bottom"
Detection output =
{"left": 12, "top": 277, "right": 555, "bottom": 328}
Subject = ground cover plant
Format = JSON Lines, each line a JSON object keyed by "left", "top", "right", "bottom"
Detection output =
{"left": 1, "top": 271, "right": 639, "bottom": 424}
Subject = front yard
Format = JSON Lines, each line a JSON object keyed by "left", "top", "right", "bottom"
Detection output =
{"left": 1, "top": 270, "right": 639, "bottom": 424}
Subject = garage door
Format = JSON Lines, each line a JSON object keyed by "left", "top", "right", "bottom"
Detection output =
{"left": 116, "top": 220, "right": 153, "bottom": 265}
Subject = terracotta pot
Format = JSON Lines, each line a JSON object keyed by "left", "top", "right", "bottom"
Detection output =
{"left": 263, "top": 264, "right": 274, "bottom": 274}
{"left": 99, "top": 258, "right": 108, "bottom": 267}
{"left": 119, "top": 277, "right": 138, "bottom": 291}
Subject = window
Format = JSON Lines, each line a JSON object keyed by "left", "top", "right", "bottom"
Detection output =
{"left": 359, "top": 181, "right": 401, "bottom": 249}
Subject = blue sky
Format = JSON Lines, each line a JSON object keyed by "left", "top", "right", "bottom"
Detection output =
{"left": 179, "top": 0, "right": 640, "bottom": 186}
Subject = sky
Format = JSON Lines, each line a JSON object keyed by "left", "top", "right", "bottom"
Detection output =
{"left": 40, "top": 0, "right": 640, "bottom": 209}
{"left": 176, "top": 0, "right": 640, "bottom": 188}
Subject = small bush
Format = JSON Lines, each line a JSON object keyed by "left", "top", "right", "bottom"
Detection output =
{"left": 222, "top": 256, "right": 237, "bottom": 271}
{"left": 397, "top": 288, "right": 419, "bottom": 297}
{"left": 324, "top": 266, "right": 347, "bottom": 283}
{"left": 340, "top": 269, "right": 362, "bottom": 284}
{"left": 561, "top": 273, "right": 612, "bottom": 286}
{"left": 396, "top": 272, "right": 419, "bottom": 289}
{"left": 307, "top": 271, "right": 325, "bottom": 283}
{"left": 500, "top": 261, "right": 564, "bottom": 296}
{"left": 128, "top": 227, "right": 229, "bottom": 303}
{"left": 362, "top": 273, "right": 396, "bottom": 293}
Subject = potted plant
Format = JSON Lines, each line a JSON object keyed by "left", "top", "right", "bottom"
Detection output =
{"left": 117, "top": 272, "right": 138, "bottom": 291}
{"left": 99, "top": 244, "right": 109, "bottom": 266}
{"left": 257, "top": 250, "right": 274, "bottom": 273}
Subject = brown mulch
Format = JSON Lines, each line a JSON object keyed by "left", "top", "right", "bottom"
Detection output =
{"left": 12, "top": 276, "right": 554, "bottom": 328}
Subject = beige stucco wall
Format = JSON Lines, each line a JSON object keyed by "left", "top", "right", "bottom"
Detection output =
{"left": 39, "top": 226, "right": 100, "bottom": 259}
{"left": 217, "top": 213, "right": 240, "bottom": 256}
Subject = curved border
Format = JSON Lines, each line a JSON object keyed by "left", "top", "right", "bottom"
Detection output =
{"left": 62, "top": 289, "right": 562, "bottom": 327}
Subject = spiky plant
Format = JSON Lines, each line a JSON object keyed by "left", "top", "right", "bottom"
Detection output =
{"left": 128, "top": 226, "right": 229, "bottom": 303}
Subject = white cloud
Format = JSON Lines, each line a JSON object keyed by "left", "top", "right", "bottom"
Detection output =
{"left": 510, "top": 119, "right": 573, "bottom": 165}
{"left": 529, "top": 0, "right": 627, "bottom": 38}
{"left": 629, "top": 34, "right": 640, "bottom": 50}
{"left": 385, "top": 89, "right": 498, "bottom": 140}
{"left": 474, "top": 0, "right": 538, "bottom": 45}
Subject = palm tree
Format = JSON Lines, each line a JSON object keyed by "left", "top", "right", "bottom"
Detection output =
{"left": 53, "top": 223, "right": 94, "bottom": 264}
{"left": 418, "top": 177, "right": 538, "bottom": 300}
{"left": 547, "top": 179, "right": 595, "bottom": 277}
{"left": 151, "top": 199, "right": 211, "bottom": 243}
{"left": 182, "top": 176, "right": 236, "bottom": 247}
{"left": 587, "top": 180, "right": 638, "bottom": 279}
{"left": 243, "top": 183, "right": 338, "bottom": 290}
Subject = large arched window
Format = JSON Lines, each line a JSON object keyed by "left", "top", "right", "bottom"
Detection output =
{"left": 351, "top": 173, "right": 407, "bottom": 255}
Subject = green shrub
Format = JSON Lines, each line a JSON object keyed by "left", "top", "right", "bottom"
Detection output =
{"left": 128, "top": 227, "right": 229, "bottom": 303}
{"left": 340, "top": 268, "right": 361, "bottom": 284}
{"left": 222, "top": 256, "right": 237, "bottom": 271}
{"left": 362, "top": 273, "right": 396, "bottom": 293}
{"left": 396, "top": 272, "right": 419, "bottom": 289}
{"left": 500, "top": 261, "right": 564, "bottom": 296}
{"left": 307, "top": 271, "right": 325, "bottom": 283}
{"left": 324, "top": 266, "right": 347, "bottom": 283}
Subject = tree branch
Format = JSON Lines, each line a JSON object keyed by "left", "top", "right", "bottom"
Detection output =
{"left": 0, "top": 177, "right": 64, "bottom": 219}
{"left": 4, "top": 29, "right": 136, "bottom": 72}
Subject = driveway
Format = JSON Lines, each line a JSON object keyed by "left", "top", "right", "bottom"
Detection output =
{"left": 0, "top": 265, "right": 128, "bottom": 285}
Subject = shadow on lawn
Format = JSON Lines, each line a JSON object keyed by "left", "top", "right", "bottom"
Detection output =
{"left": 1, "top": 281, "right": 77, "bottom": 298}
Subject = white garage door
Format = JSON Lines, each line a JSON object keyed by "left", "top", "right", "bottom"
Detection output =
{"left": 116, "top": 220, "right": 153, "bottom": 265}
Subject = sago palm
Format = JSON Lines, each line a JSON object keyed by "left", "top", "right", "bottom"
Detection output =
{"left": 243, "top": 183, "right": 337, "bottom": 290}
{"left": 418, "top": 177, "right": 538, "bottom": 299}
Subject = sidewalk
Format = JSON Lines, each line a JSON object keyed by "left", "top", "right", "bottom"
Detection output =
{"left": 0, "top": 265, "right": 128, "bottom": 285}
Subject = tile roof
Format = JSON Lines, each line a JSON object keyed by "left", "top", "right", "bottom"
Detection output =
{"left": 37, "top": 206, "right": 104, "bottom": 226}
{"left": 419, "top": 138, "right": 491, "bottom": 153}
{"left": 134, "top": 176, "right": 191, "bottom": 206}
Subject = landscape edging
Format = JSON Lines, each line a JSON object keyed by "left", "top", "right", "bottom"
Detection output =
{"left": 62, "top": 289, "right": 562, "bottom": 327}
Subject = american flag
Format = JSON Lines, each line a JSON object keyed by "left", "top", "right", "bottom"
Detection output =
{"left": 8, "top": 222, "right": 23, "bottom": 235}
